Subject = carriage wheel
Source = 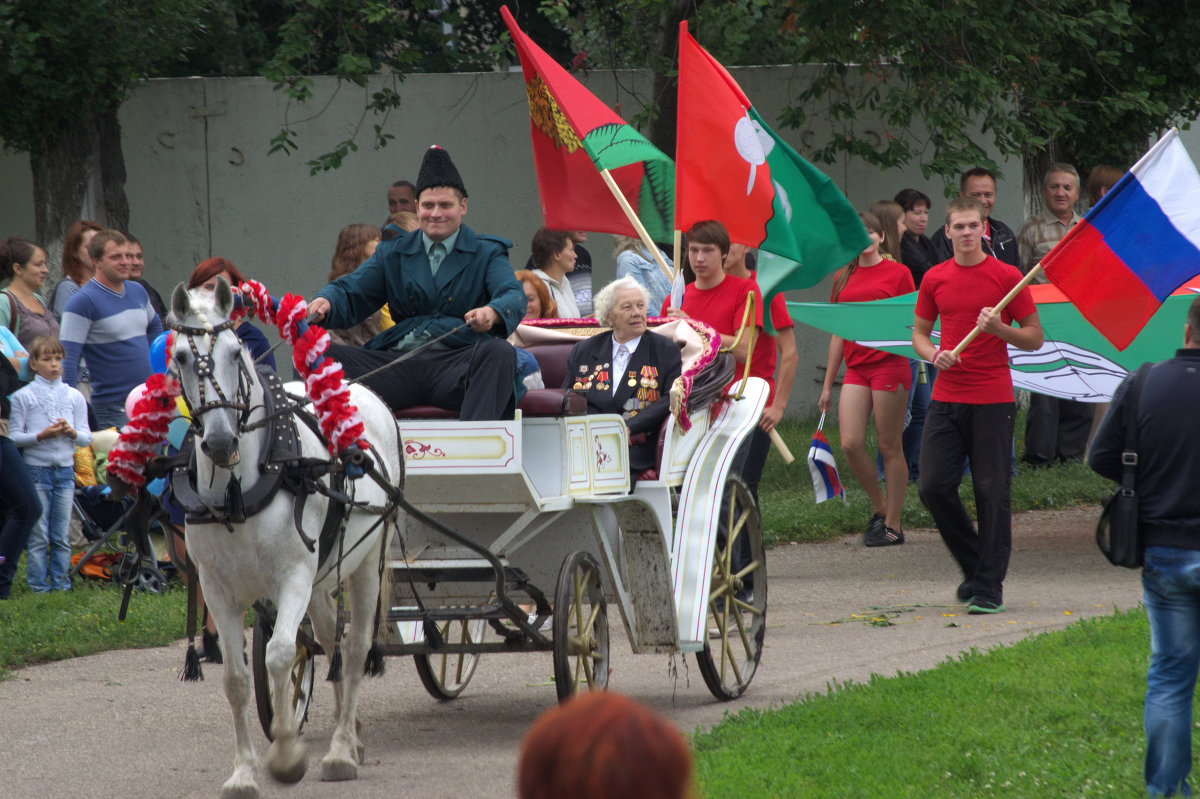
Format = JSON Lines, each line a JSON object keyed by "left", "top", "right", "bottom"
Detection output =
{"left": 695, "top": 474, "right": 767, "bottom": 701}
{"left": 552, "top": 551, "right": 609, "bottom": 703}
{"left": 414, "top": 618, "right": 486, "bottom": 700}
{"left": 252, "top": 611, "right": 317, "bottom": 740}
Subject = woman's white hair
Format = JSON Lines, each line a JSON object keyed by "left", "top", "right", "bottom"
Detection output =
{"left": 593, "top": 276, "right": 651, "bottom": 326}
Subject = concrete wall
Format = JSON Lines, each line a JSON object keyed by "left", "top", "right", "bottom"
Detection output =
{"left": 0, "top": 67, "right": 1036, "bottom": 416}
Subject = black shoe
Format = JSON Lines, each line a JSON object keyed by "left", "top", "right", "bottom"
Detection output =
{"left": 863, "top": 513, "right": 885, "bottom": 540}
{"left": 955, "top": 581, "right": 974, "bottom": 602}
{"left": 864, "top": 525, "right": 904, "bottom": 547}
{"left": 967, "top": 599, "right": 1006, "bottom": 614}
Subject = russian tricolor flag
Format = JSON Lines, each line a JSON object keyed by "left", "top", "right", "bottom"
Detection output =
{"left": 1043, "top": 129, "right": 1200, "bottom": 350}
{"left": 807, "top": 414, "right": 846, "bottom": 505}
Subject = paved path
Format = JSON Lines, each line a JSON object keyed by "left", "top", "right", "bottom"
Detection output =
{"left": 0, "top": 507, "right": 1142, "bottom": 798}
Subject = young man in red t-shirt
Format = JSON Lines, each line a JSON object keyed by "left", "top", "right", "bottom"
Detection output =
{"left": 665, "top": 221, "right": 766, "bottom": 488}
{"left": 666, "top": 220, "right": 764, "bottom": 599}
{"left": 912, "top": 196, "right": 1043, "bottom": 615}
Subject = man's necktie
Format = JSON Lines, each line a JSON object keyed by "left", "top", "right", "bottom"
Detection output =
{"left": 429, "top": 242, "right": 446, "bottom": 275}
{"left": 613, "top": 344, "right": 630, "bottom": 395}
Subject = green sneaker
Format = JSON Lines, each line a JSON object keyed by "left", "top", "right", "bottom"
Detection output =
{"left": 967, "top": 599, "right": 1006, "bottom": 614}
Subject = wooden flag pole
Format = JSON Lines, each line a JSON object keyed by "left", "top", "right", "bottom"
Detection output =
{"left": 598, "top": 168, "right": 674, "bottom": 284}
{"left": 950, "top": 262, "right": 1043, "bottom": 357}
{"left": 673, "top": 229, "right": 683, "bottom": 282}
{"left": 769, "top": 429, "right": 794, "bottom": 464}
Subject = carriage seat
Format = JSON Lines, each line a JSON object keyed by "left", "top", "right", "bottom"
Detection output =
{"left": 393, "top": 341, "right": 586, "bottom": 419}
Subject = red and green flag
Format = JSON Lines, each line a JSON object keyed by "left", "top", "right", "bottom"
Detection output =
{"left": 501, "top": 6, "right": 674, "bottom": 241}
{"left": 676, "top": 22, "right": 869, "bottom": 300}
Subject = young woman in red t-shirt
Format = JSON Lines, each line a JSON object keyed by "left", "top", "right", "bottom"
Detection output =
{"left": 818, "top": 212, "right": 916, "bottom": 547}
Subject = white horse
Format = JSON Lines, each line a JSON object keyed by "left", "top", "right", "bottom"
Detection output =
{"left": 169, "top": 280, "right": 402, "bottom": 799}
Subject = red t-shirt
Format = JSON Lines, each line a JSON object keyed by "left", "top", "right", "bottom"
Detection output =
{"left": 830, "top": 258, "right": 915, "bottom": 371}
{"left": 915, "top": 255, "right": 1037, "bottom": 404}
{"left": 674, "top": 274, "right": 765, "bottom": 396}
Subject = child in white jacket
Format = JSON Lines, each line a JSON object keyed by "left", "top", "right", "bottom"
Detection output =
{"left": 10, "top": 336, "right": 91, "bottom": 592}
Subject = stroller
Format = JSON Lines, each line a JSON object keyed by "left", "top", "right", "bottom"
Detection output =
{"left": 69, "top": 438, "right": 174, "bottom": 594}
{"left": 70, "top": 485, "right": 173, "bottom": 593}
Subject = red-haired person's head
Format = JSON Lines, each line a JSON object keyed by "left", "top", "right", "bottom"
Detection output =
{"left": 62, "top": 219, "right": 104, "bottom": 286}
{"left": 517, "top": 692, "right": 694, "bottom": 799}
{"left": 188, "top": 257, "right": 248, "bottom": 292}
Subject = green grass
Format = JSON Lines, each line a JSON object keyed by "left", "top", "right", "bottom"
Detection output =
{"left": 693, "top": 608, "right": 1151, "bottom": 798}
{"left": 0, "top": 571, "right": 187, "bottom": 679}
{"left": 759, "top": 409, "right": 1113, "bottom": 546}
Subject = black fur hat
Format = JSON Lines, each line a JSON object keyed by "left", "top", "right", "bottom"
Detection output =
{"left": 415, "top": 145, "right": 467, "bottom": 199}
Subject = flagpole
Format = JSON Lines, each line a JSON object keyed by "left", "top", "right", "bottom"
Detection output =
{"left": 598, "top": 168, "right": 674, "bottom": 284}
{"left": 949, "top": 262, "right": 1043, "bottom": 357}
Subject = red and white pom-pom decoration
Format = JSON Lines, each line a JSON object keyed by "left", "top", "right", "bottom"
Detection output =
{"left": 107, "top": 372, "right": 182, "bottom": 487}
{"left": 110, "top": 280, "right": 369, "bottom": 484}
{"left": 254, "top": 289, "right": 368, "bottom": 455}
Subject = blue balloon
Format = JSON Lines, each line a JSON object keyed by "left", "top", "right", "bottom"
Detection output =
{"left": 150, "top": 332, "right": 170, "bottom": 374}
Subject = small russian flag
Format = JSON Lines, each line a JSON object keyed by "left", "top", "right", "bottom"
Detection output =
{"left": 807, "top": 413, "right": 846, "bottom": 505}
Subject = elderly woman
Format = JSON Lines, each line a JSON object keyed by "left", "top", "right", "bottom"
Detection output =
{"left": 563, "top": 277, "right": 682, "bottom": 475}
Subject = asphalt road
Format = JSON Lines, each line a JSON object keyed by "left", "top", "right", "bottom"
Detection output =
{"left": 0, "top": 507, "right": 1142, "bottom": 799}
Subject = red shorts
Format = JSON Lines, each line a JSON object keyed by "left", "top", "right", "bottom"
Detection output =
{"left": 844, "top": 361, "right": 911, "bottom": 393}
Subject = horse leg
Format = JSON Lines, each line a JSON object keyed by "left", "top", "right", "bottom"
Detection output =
{"left": 306, "top": 587, "right": 345, "bottom": 723}
{"left": 204, "top": 588, "right": 261, "bottom": 799}
{"left": 320, "top": 549, "right": 381, "bottom": 781}
{"left": 264, "top": 579, "right": 312, "bottom": 785}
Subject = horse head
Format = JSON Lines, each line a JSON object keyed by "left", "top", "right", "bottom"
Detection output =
{"left": 169, "top": 278, "right": 255, "bottom": 468}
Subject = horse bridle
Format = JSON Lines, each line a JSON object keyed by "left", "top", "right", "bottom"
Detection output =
{"left": 170, "top": 319, "right": 256, "bottom": 435}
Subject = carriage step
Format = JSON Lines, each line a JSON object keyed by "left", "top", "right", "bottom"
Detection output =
{"left": 389, "top": 559, "right": 530, "bottom": 586}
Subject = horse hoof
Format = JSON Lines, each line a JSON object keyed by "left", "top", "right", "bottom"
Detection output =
{"left": 356, "top": 743, "right": 365, "bottom": 764}
{"left": 267, "top": 739, "right": 308, "bottom": 785}
{"left": 220, "top": 780, "right": 260, "bottom": 799}
{"left": 320, "top": 756, "right": 358, "bottom": 782}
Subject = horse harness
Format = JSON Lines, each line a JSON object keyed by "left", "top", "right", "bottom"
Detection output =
{"left": 169, "top": 342, "right": 355, "bottom": 569}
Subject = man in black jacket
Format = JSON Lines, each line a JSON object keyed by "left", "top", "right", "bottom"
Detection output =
{"left": 1089, "top": 296, "right": 1200, "bottom": 798}
{"left": 930, "top": 168, "right": 1020, "bottom": 267}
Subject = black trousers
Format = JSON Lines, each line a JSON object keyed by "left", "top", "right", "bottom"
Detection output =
{"left": 918, "top": 401, "right": 1015, "bottom": 605}
{"left": 0, "top": 435, "right": 41, "bottom": 599}
{"left": 1022, "top": 394, "right": 1093, "bottom": 466}
{"left": 326, "top": 338, "right": 517, "bottom": 421}
{"left": 732, "top": 426, "right": 771, "bottom": 507}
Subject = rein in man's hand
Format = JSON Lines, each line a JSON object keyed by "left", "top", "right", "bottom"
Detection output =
{"left": 308, "top": 297, "right": 330, "bottom": 323}
{"left": 465, "top": 306, "right": 499, "bottom": 332}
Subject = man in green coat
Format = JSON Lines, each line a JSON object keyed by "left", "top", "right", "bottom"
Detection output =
{"left": 309, "top": 146, "right": 526, "bottom": 420}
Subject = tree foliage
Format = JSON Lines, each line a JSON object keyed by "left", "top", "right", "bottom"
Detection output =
{"left": 782, "top": 0, "right": 1200, "bottom": 185}
{"left": 253, "top": 0, "right": 570, "bottom": 173}
{"left": 0, "top": 0, "right": 204, "bottom": 155}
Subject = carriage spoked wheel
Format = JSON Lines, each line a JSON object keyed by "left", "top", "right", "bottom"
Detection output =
{"left": 696, "top": 474, "right": 767, "bottom": 701}
{"left": 552, "top": 550, "right": 609, "bottom": 703}
{"left": 414, "top": 617, "right": 486, "bottom": 700}
{"left": 252, "top": 609, "right": 317, "bottom": 740}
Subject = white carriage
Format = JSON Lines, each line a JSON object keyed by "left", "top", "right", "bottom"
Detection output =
{"left": 251, "top": 317, "right": 769, "bottom": 734}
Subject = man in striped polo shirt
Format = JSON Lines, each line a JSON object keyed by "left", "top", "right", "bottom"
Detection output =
{"left": 61, "top": 230, "right": 162, "bottom": 431}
